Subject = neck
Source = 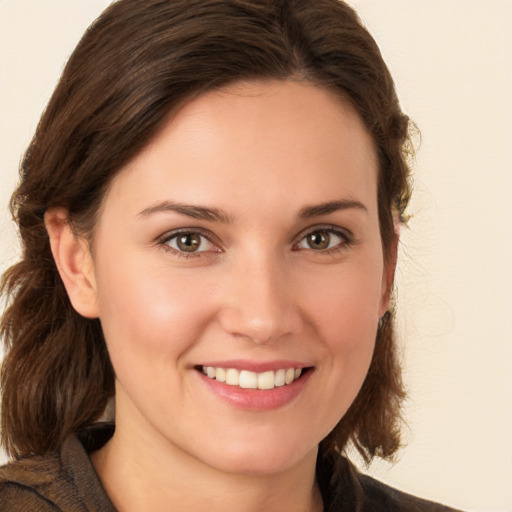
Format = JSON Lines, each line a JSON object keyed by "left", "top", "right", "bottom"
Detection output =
{"left": 91, "top": 421, "right": 323, "bottom": 512}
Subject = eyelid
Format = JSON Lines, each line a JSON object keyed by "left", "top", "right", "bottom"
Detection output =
{"left": 293, "top": 224, "right": 354, "bottom": 250}
{"left": 157, "top": 227, "right": 222, "bottom": 256}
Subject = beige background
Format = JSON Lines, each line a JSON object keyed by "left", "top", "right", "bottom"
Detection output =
{"left": 1, "top": 1, "right": 511, "bottom": 511}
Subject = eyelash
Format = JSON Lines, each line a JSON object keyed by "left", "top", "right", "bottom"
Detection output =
{"left": 293, "top": 225, "right": 354, "bottom": 255}
{"left": 157, "top": 225, "right": 354, "bottom": 258}
{"left": 157, "top": 229, "right": 219, "bottom": 259}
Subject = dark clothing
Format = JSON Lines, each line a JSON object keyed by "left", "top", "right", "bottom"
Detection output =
{"left": 0, "top": 425, "right": 115, "bottom": 512}
{"left": 0, "top": 424, "right": 462, "bottom": 511}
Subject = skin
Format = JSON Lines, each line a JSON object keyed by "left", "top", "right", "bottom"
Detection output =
{"left": 46, "top": 80, "right": 395, "bottom": 512}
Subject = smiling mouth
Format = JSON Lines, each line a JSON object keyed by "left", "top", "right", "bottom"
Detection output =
{"left": 198, "top": 366, "right": 308, "bottom": 390}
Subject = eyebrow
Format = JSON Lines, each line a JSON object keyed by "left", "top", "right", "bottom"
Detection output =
{"left": 138, "top": 201, "right": 231, "bottom": 223}
{"left": 138, "top": 198, "right": 367, "bottom": 223}
{"left": 298, "top": 199, "right": 368, "bottom": 219}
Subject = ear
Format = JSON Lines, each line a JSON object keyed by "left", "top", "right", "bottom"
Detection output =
{"left": 379, "top": 222, "right": 400, "bottom": 317}
{"left": 45, "top": 208, "right": 99, "bottom": 318}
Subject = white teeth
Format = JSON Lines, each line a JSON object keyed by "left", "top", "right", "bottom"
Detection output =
{"left": 239, "top": 370, "right": 258, "bottom": 389}
{"left": 202, "top": 366, "right": 305, "bottom": 389}
{"left": 274, "top": 369, "right": 286, "bottom": 387}
{"left": 225, "top": 368, "right": 239, "bottom": 385}
{"left": 285, "top": 368, "right": 295, "bottom": 385}
{"left": 257, "top": 371, "right": 275, "bottom": 390}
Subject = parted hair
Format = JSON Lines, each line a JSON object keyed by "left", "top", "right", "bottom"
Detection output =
{"left": 1, "top": 0, "right": 412, "bottom": 465}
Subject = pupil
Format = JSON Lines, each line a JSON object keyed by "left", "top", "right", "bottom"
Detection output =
{"left": 177, "top": 233, "right": 201, "bottom": 252}
{"left": 308, "top": 231, "right": 329, "bottom": 250}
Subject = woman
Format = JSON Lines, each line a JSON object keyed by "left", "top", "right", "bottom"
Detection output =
{"left": 0, "top": 0, "right": 461, "bottom": 510}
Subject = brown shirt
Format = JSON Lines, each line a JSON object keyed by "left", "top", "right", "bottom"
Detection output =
{"left": 0, "top": 426, "right": 115, "bottom": 511}
{"left": 0, "top": 424, "right": 462, "bottom": 512}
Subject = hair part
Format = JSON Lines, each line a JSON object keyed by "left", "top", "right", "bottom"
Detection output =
{"left": 1, "top": 0, "right": 412, "bottom": 464}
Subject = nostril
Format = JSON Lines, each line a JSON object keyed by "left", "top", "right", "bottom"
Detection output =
{"left": 217, "top": 307, "right": 303, "bottom": 345}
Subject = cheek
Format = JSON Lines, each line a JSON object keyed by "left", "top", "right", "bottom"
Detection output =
{"left": 94, "top": 257, "right": 215, "bottom": 372}
{"left": 304, "top": 259, "right": 383, "bottom": 345}
{"left": 286, "top": 260, "right": 382, "bottom": 440}
{"left": 300, "top": 257, "right": 383, "bottom": 393}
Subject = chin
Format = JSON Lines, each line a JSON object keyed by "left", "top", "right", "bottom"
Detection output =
{"left": 196, "top": 433, "right": 319, "bottom": 477}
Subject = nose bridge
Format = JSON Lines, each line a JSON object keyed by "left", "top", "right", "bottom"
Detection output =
{"left": 219, "top": 250, "right": 302, "bottom": 343}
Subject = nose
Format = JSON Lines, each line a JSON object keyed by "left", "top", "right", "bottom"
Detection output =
{"left": 217, "top": 255, "right": 303, "bottom": 344}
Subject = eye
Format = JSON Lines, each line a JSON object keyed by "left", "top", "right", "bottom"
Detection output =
{"left": 161, "top": 231, "right": 217, "bottom": 255}
{"left": 296, "top": 228, "right": 350, "bottom": 252}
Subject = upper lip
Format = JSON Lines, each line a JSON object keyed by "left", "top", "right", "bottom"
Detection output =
{"left": 196, "top": 359, "right": 311, "bottom": 373}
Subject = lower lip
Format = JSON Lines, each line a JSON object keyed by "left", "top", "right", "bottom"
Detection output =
{"left": 197, "top": 370, "right": 312, "bottom": 411}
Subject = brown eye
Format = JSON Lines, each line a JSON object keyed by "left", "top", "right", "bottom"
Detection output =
{"left": 176, "top": 233, "right": 202, "bottom": 252}
{"left": 164, "top": 231, "right": 215, "bottom": 254}
{"left": 296, "top": 228, "right": 349, "bottom": 252}
{"left": 306, "top": 231, "right": 330, "bottom": 250}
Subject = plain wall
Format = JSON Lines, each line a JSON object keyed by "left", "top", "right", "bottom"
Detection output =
{"left": 1, "top": 1, "right": 511, "bottom": 511}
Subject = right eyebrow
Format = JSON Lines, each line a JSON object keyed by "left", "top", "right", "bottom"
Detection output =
{"left": 298, "top": 199, "right": 368, "bottom": 219}
{"left": 137, "top": 200, "right": 231, "bottom": 223}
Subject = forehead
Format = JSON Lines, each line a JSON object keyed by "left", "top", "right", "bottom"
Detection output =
{"left": 105, "top": 80, "right": 378, "bottom": 219}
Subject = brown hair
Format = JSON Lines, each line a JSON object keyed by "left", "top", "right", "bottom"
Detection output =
{"left": 1, "top": 0, "right": 412, "bottom": 465}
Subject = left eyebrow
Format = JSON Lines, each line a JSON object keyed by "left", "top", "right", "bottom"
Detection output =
{"left": 137, "top": 200, "right": 231, "bottom": 223}
{"left": 298, "top": 199, "right": 368, "bottom": 219}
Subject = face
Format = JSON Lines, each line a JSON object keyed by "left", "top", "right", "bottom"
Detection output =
{"left": 86, "top": 80, "right": 392, "bottom": 476}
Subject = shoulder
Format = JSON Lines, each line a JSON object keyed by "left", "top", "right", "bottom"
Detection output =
{"left": 320, "top": 456, "right": 463, "bottom": 512}
{"left": 356, "top": 472, "right": 463, "bottom": 512}
{"left": 0, "top": 424, "right": 115, "bottom": 512}
{"left": 0, "top": 453, "right": 64, "bottom": 511}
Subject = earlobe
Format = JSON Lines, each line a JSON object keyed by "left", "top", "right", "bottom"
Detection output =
{"left": 379, "top": 230, "right": 399, "bottom": 318}
{"left": 45, "top": 208, "right": 99, "bottom": 319}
